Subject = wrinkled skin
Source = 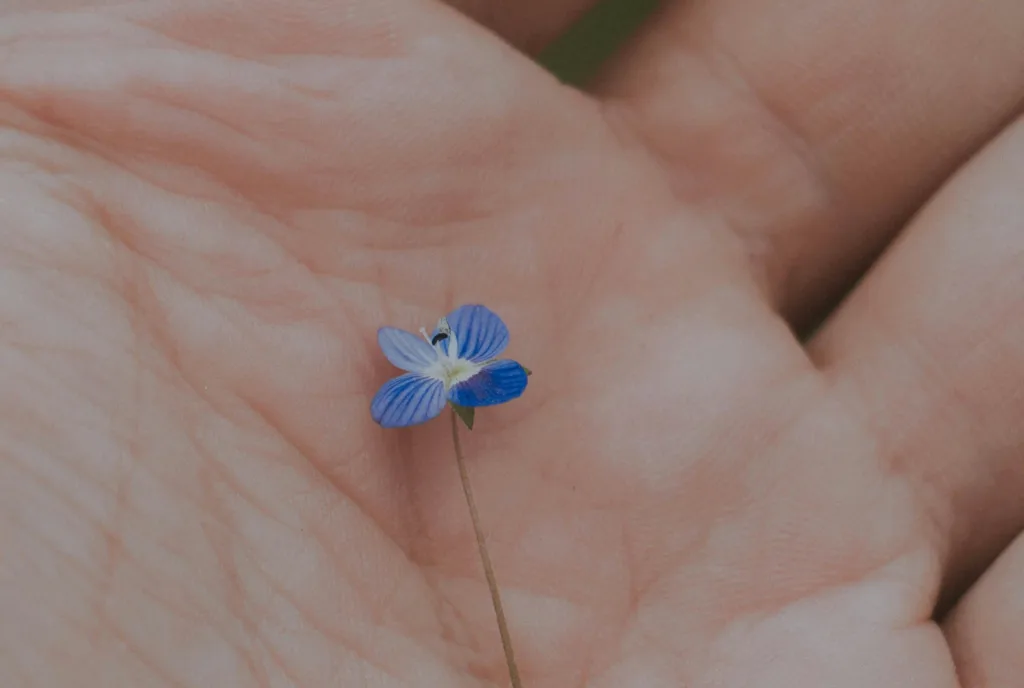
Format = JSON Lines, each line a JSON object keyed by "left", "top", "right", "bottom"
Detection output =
{"left": 1, "top": 1, "right": 1023, "bottom": 686}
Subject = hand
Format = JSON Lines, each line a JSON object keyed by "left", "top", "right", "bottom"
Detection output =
{"left": 1, "top": 1, "right": 1022, "bottom": 686}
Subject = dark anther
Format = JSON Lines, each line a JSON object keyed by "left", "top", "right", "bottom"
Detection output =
{"left": 431, "top": 332, "right": 449, "bottom": 345}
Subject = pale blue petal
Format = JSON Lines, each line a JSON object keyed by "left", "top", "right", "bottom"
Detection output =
{"left": 448, "top": 360, "right": 527, "bottom": 408}
{"left": 441, "top": 304, "right": 510, "bottom": 362}
{"left": 371, "top": 374, "right": 446, "bottom": 428}
{"left": 378, "top": 327, "right": 437, "bottom": 372}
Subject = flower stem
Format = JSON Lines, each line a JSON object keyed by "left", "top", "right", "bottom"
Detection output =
{"left": 450, "top": 410, "right": 523, "bottom": 688}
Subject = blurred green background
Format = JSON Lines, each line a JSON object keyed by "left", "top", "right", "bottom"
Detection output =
{"left": 538, "top": 0, "right": 660, "bottom": 85}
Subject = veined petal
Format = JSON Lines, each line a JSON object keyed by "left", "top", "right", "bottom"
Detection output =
{"left": 441, "top": 304, "right": 510, "bottom": 362}
{"left": 378, "top": 327, "right": 437, "bottom": 372}
{"left": 371, "top": 374, "right": 446, "bottom": 428}
{"left": 448, "top": 359, "right": 527, "bottom": 408}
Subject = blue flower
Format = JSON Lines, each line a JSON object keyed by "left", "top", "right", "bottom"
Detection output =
{"left": 371, "top": 304, "right": 529, "bottom": 428}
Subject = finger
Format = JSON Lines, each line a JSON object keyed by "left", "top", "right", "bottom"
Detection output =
{"left": 808, "top": 118, "right": 1024, "bottom": 604}
{"left": 943, "top": 532, "right": 1024, "bottom": 686}
{"left": 593, "top": 0, "right": 1024, "bottom": 326}
{"left": 0, "top": 0, "right": 603, "bottom": 51}
{"left": 443, "top": 0, "right": 602, "bottom": 53}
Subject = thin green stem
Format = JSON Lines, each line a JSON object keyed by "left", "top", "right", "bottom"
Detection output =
{"left": 450, "top": 410, "right": 523, "bottom": 688}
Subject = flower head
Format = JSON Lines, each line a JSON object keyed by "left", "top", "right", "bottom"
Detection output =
{"left": 371, "top": 304, "right": 529, "bottom": 428}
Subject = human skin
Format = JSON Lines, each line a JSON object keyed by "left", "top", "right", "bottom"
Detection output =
{"left": 0, "top": 0, "right": 1022, "bottom": 686}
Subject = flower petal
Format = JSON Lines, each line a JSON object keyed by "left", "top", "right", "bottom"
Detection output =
{"left": 448, "top": 359, "right": 527, "bottom": 408}
{"left": 371, "top": 374, "right": 446, "bottom": 428}
{"left": 378, "top": 327, "right": 437, "bottom": 372}
{"left": 442, "top": 304, "right": 510, "bottom": 362}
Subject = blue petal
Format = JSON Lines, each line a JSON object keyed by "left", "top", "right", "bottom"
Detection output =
{"left": 440, "top": 304, "right": 510, "bottom": 362}
{"left": 448, "top": 360, "right": 527, "bottom": 408}
{"left": 378, "top": 327, "right": 437, "bottom": 372}
{"left": 371, "top": 373, "right": 446, "bottom": 428}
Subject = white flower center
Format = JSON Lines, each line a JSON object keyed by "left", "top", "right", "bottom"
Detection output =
{"left": 436, "top": 357, "right": 481, "bottom": 388}
{"left": 420, "top": 321, "right": 481, "bottom": 389}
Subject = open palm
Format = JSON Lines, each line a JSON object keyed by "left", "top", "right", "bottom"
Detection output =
{"left": 2, "top": 1, "right": 1023, "bottom": 686}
